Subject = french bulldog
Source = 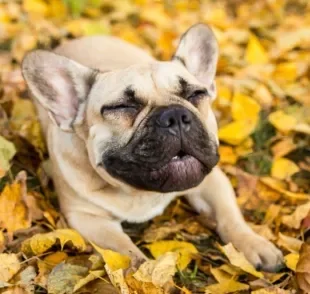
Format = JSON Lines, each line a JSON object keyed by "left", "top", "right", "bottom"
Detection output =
{"left": 22, "top": 24, "right": 283, "bottom": 272}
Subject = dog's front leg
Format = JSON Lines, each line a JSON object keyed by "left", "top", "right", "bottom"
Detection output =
{"left": 66, "top": 211, "right": 147, "bottom": 262}
{"left": 186, "top": 166, "right": 283, "bottom": 272}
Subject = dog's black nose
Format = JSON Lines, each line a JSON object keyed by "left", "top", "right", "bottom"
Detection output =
{"left": 156, "top": 106, "right": 192, "bottom": 135}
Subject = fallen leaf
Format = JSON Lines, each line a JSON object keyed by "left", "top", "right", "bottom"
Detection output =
{"left": 231, "top": 92, "right": 261, "bottom": 122}
{"left": 205, "top": 280, "right": 249, "bottom": 294}
{"left": 284, "top": 253, "right": 299, "bottom": 271}
{"left": 220, "top": 243, "right": 263, "bottom": 278}
{"left": 251, "top": 288, "right": 291, "bottom": 294}
{"left": 21, "top": 229, "right": 86, "bottom": 256}
{"left": 0, "top": 253, "right": 20, "bottom": 283}
{"left": 282, "top": 202, "right": 310, "bottom": 229}
{"left": 73, "top": 270, "right": 105, "bottom": 292}
{"left": 271, "top": 158, "right": 300, "bottom": 180}
{"left": 219, "top": 146, "right": 237, "bottom": 165}
{"left": 47, "top": 263, "right": 88, "bottom": 294}
{"left": 218, "top": 120, "right": 257, "bottom": 145}
{"left": 296, "top": 242, "right": 310, "bottom": 293}
{"left": 0, "top": 172, "right": 31, "bottom": 235}
{"left": 133, "top": 252, "right": 177, "bottom": 287}
{"left": 145, "top": 240, "right": 198, "bottom": 270}
{"left": 0, "top": 136, "right": 16, "bottom": 177}
{"left": 277, "top": 233, "right": 303, "bottom": 253}
{"left": 91, "top": 242, "right": 130, "bottom": 271}
{"left": 269, "top": 110, "right": 297, "bottom": 134}
{"left": 260, "top": 177, "right": 310, "bottom": 201}
{"left": 271, "top": 138, "right": 297, "bottom": 159}
{"left": 245, "top": 34, "right": 269, "bottom": 64}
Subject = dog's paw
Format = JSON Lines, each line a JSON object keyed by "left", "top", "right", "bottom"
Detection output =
{"left": 233, "top": 233, "right": 284, "bottom": 272}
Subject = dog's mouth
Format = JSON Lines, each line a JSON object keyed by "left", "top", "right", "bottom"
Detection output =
{"left": 147, "top": 150, "right": 208, "bottom": 192}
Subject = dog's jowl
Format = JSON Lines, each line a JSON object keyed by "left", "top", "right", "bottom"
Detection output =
{"left": 22, "top": 24, "right": 283, "bottom": 272}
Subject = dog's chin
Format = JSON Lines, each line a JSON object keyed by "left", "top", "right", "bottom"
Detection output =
{"left": 149, "top": 155, "right": 208, "bottom": 192}
{"left": 103, "top": 152, "right": 219, "bottom": 193}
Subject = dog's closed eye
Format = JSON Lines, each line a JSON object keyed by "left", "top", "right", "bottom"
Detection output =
{"left": 100, "top": 103, "right": 141, "bottom": 116}
{"left": 187, "top": 89, "right": 209, "bottom": 105}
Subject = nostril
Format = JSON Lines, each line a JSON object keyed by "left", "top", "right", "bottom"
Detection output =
{"left": 168, "top": 117, "right": 175, "bottom": 127}
{"left": 181, "top": 114, "right": 191, "bottom": 124}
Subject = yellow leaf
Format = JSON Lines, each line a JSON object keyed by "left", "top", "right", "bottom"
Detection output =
{"left": 23, "top": 0, "right": 48, "bottom": 16}
{"left": 219, "top": 146, "right": 237, "bottom": 164}
{"left": 284, "top": 253, "right": 299, "bottom": 271}
{"left": 277, "top": 233, "right": 303, "bottom": 253}
{"left": 273, "top": 62, "right": 298, "bottom": 83}
{"left": 251, "top": 288, "right": 291, "bottom": 294}
{"left": 0, "top": 136, "right": 16, "bottom": 176}
{"left": 282, "top": 201, "right": 310, "bottom": 229}
{"left": 271, "top": 158, "right": 300, "bottom": 180}
{"left": 91, "top": 242, "right": 130, "bottom": 271}
{"left": 133, "top": 252, "right": 177, "bottom": 287}
{"left": 253, "top": 84, "right": 274, "bottom": 109}
{"left": 21, "top": 229, "right": 86, "bottom": 256}
{"left": 260, "top": 177, "right": 310, "bottom": 201}
{"left": 210, "top": 267, "right": 232, "bottom": 283}
{"left": 10, "top": 98, "right": 45, "bottom": 153}
{"left": 269, "top": 110, "right": 297, "bottom": 133}
{"left": 107, "top": 268, "right": 130, "bottom": 294}
{"left": 205, "top": 280, "right": 249, "bottom": 294}
{"left": 220, "top": 243, "right": 263, "bottom": 278}
{"left": 145, "top": 241, "right": 198, "bottom": 270}
{"left": 218, "top": 120, "right": 257, "bottom": 145}
{"left": 0, "top": 253, "right": 20, "bottom": 282}
{"left": 271, "top": 138, "right": 297, "bottom": 159}
{"left": 0, "top": 173, "right": 31, "bottom": 234}
{"left": 231, "top": 92, "right": 261, "bottom": 122}
{"left": 245, "top": 34, "right": 269, "bottom": 65}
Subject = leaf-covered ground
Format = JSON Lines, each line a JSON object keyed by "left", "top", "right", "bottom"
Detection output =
{"left": 0, "top": 0, "right": 310, "bottom": 293}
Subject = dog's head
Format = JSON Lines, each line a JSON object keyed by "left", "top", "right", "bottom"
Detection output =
{"left": 22, "top": 24, "right": 219, "bottom": 193}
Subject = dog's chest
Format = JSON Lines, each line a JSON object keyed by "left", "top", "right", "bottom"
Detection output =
{"left": 104, "top": 192, "right": 179, "bottom": 222}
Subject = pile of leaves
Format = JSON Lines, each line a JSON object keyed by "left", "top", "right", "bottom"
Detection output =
{"left": 0, "top": 0, "right": 310, "bottom": 293}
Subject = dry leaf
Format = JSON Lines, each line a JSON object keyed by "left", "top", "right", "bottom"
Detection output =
{"left": 73, "top": 270, "right": 105, "bottom": 292}
{"left": 277, "top": 233, "right": 303, "bottom": 253}
{"left": 0, "top": 136, "right": 16, "bottom": 177}
{"left": 269, "top": 110, "right": 297, "bottom": 134}
{"left": 271, "top": 158, "right": 300, "bottom": 180}
{"left": 145, "top": 241, "right": 198, "bottom": 270}
{"left": 0, "top": 253, "right": 20, "bottom": 283}
{"left": 284, "top": 253, "right": 299, "bottom": 271}
{"left": 282, "top": 202, "right": 310, "bottom": 229}
{"left": 47, "top": 263, "right": 88, "bottom": 294}
{"left": 245, "top": 34, "right": 269, "bottom": 64}
{"left": 231, "top": 92, "right": 261, "bottom": 122}
{"left": 205, "top": 280, "right": 249, "bottom": 294}
{"left": 21, "top": 229, "right": 86, "bottom": 256}
{"left": 91, "top": 242, "right": 130, "bottom": 271}
{"left": 0, "top": 172, "right": 31, "bottom": 235}
{"left": 220, "top": 243, "right": 263, "bottom": 278}
{"left": 133, "top": 252, "right": 177, "bottom": 287}
{"left": 296, "top": 242, "right": 310, "bottom": 293}
{"left": 271, "top": 138, "right": 297, "bottom": 159}
{"left": 218, "top": 120, "right": 257, "bottom": 145}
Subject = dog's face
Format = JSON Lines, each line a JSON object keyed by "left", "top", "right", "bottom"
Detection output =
{"left": 22, "top": 24, "right": 220, "bottom": 193}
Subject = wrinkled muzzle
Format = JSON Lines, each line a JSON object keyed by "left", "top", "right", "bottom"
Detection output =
{"left": 103, "top": 105, "right": 219, "bottom": 192}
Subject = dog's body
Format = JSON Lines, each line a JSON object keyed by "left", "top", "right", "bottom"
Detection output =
{"left": 22, "top": 24, "right": 283, "bottom": 271}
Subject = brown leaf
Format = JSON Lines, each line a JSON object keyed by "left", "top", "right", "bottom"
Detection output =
{"left": 296, "top": 242, "right": 310, "bottom": 293}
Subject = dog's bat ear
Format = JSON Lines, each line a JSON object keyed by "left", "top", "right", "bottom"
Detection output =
{"left": 173, "top": 23, "right": 218, "bottom": 99}
{"left": 22, "top": 50, "right": 97, "bottom": 132}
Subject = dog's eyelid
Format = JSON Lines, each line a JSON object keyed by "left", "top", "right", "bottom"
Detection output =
{"left": 187, "top": 89, "right": 209, "bottom": 100}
